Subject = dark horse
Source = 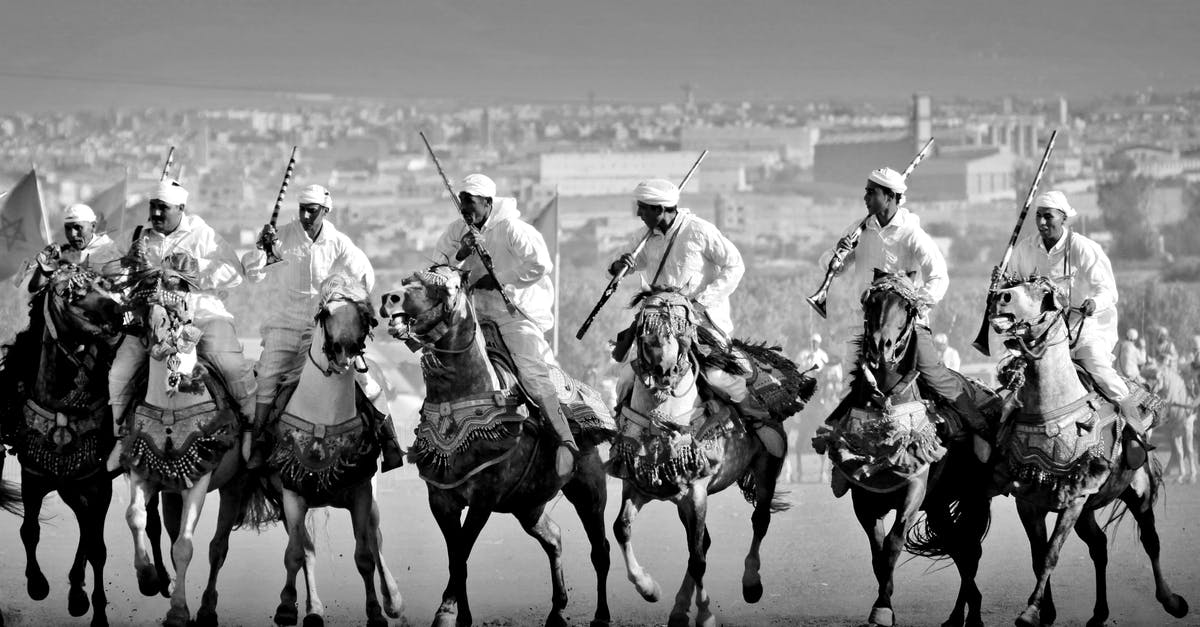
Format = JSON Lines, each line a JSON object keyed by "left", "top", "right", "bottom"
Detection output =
{"left": 381, "top": 265, "right": 615, "bottom": 627}
{"left": 813, "top": 272, "right": 995, "bottom": 627}
{"left": 0, "top": 261, "right": 124, "bottom": 627}
{"left": 989, "top": 275, "right": 1189, "bottom": 627}
{"left": 609, "top": 287, "right": 814, "bottom": 627}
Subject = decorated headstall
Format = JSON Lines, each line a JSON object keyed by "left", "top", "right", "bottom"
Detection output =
{"left": 313, "top": 273, "right": 377, "bottom": 373}
{"left": 390, "top": 265, "right": 466, "bottom": 353}
{"left": 990, "top": 273, "right": 1069, "bottom": 362}
{"left": 630, "top": 289, "right": 699, "bottom": 389}
{"left": 136, "top": 253, "right": 206, "bottom": 395}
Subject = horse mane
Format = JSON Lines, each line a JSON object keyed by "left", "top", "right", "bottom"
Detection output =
{"left": 627, "top": 285, "right": 686, "bottom": 309}
{"left": 316, "top": 273, "right": 377, "bottom": 332}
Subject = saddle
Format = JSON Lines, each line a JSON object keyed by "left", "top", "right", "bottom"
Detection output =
{"left": 268, "top": 381, "right": 381, "bottom": 500}
{"left": 121, "top": 361, "right": 238, "bottom": 491}
{"left": 814, "top": 398, "right": 948, "bottom": 496}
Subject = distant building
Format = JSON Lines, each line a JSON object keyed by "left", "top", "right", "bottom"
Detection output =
{"left": 540, "top": 151, "right": 745, "bottom": 197}
{"left": 1114, "top": 145, "right": 1200, "bottom": 180}
{"left": 680, "top": 125, "right": 819, "bottom": 168}
{"left": 916, "top": 146, "right": 1018, "bottom": 204}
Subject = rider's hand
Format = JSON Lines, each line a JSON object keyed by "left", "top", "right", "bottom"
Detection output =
{"left": 1079, "top": 298, "right": 1096, "bottom": 317}
{"left": 456, "top": 232, "right": 476, "bottom": 262}
{"left": 608, "top": 253, "right": 636, "bottom": 276}
{"left": 386, "top": 317, "right": 405, "bottom": 340}
{"left": 35, "top": 244, "right": 60, "bottom": 271}
{"left": 472, "top": 274, "right": 501, "bottom": 292}
{"left": 256, "top": 224, "right": 278, "bottom": 251}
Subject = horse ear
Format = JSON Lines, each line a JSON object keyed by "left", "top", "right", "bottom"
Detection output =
{"left": 872, "top": 268, "right": 888, "bottom": 281}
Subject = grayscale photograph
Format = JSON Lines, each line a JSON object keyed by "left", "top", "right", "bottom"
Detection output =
{"left": 0, "top": 1, "right": 1198, "bottom": 625}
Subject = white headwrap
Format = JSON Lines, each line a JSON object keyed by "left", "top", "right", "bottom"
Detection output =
{"left": 63, "top": 203, "right": 96, "bottom": 224}
{"left": 633, "top": 178, "right": 680, "bottom": 207}
{"left": 867, "top": 167, "right": 907, "bottom": 195}
{"left": 1035, "top": 190, "right": 1076, "bottom": 218}
{"left": 460, "top": 174, "right": 497, "bottom": 198}
{"left": 153, "top": 179, "right": 189, "bottom": 206}
{"left": 298, "top": 184, "right": 332, "bottom": 209}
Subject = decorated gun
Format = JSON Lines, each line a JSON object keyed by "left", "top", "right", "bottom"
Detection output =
{"left": 971, "top": 129, "right": 1058, "bottom": 355}
{"left": 418, "top": 131, "right": 524, "bottom": 316}
{"left": 806, "top": 137, "right": 935, "bottom": 318}
{"left": 257, "top": 146, "right": 297, "bottom": 266}
{"left": 576, "top": 149, "right": 709, "bottom": 340}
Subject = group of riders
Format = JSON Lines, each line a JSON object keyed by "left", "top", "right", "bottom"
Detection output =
{"left": 3, "top": 155, "right": 1152, "bottom": 481}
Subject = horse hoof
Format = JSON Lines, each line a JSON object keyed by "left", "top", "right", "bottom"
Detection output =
{"left": 742, "top": 580, "right": 764, "bottom": 603}
{"left": 667, "top": 611, "right": 690, "bottom": 627}
{"left": 68, "top": 585, "right": 91, "bottom": 617}
{"left": 26, "top": 571, "right": 49, "bottom": 600}
{"left": 1014, "top": 605, "right": 1040, "bottom": 627}
{"left": 696, "top": 612, "right": 717, "bottom": 627}
{"left": 1162, "top": 593, "right": 1189, "bottom": 618}
{"left": 301, "top": 614, "right": 324, "bottom": 627}
{"left": 1085, "top": 617, "right": 1107, "bottom": 627}
{"left": 90, "top": 612, "right": 110, "bottom": 627}
{"left": 544, "top": 612, "right": 569, "bottom": 627}
{"left": 636, "top": 579, "right": 662, "bottom": 603}
{"left": 163, "top": 605, "right": 190, "bottom": 627}
{"left": 430, "top": 611, "right": 459, "bottom": 627}
{"left": 274, "top": 602, "right": 299, "bottom": 626}
{"left": 589, "top": 620, "right": 612, "bottom": 627}
{"left": 195, "top": 607, "right": 218, "bottom": 627}
{"left": 136, "top": 566, "right": 161, "bottom": 597}
{"left": 366, "top": 616, "right": 388, "bottom": 627}
{"left": 383, "top": 594, "right": 404, "bottom": 619}
{"left": 867, "top": 606, "right": 895, "bottom": 627}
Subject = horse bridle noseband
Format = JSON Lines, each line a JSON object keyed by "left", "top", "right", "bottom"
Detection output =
{"left": 310, "top": 294, "right": 373, "bottom": 377}
{"left": 389, "top": 281, "right": 477, "bottom": 356}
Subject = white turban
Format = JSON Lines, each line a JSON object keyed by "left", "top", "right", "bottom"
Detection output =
{"left": 298, "top": 184, "right": 332, "bottom": 208}
{"left": 1035, "top": 190, "right": 1075, "bottom": 218}
{"left": 810, "top": 332, "right": 822, "bottom": 343}
{"left": 634, "top": 178, "right": 680, "bottom": 207}
{"left": 63, "top": 203, "right": 96, "bottom": 224}
{"left": 460, "top": 173, "right": 497, "bottom": 198}
{"left": 153, "top": 179, "right": 189, "bottom": 206}
{"left": 867, "top": 167, "right": 907, "bottom": 195}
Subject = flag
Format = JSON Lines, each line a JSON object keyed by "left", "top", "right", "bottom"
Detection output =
{"left": 529, "top": 191, "right": 561, "bottom": 352}
{"left": 90, "top": 178, "right": 128, "bottom": 235}
{"left": 0, "top": 169, "right": 51, "bottom": 281}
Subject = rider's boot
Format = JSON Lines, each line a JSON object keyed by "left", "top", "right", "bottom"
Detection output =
{"left": 105, "top": 403, "right": 127, "bottom": 473}
{"left": 542, "top": 394, "right": 579, "bottom": 481}
{"left": 1117, "top": 395, "right": 1151, "bottom": 469}
{"left": 375, "top": 414, "right": 405, "bottom": 473}
{"left": 735, "top": 399, "right": 786, "bottom": 458}
{"left": 246, "top": 402, "right": 274, "bottom": 470}
{"left": 950, "top": 392, "right": 992, "bottom": 463}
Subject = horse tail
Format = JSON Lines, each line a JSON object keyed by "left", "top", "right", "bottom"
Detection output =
{"left": 737, "top": 467, "right": 791, "bottom": 513}
{"left": 233, "top": 466, "right": 283, "bottom": 531}
{"left": 906, "top": 496, "right": 992, "bottom": 560}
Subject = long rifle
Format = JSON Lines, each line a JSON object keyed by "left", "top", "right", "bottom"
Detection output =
{"left": 258, "top": 146, "right": 297, "bottom": 266}
{"left": 806, "top": 137, "right": 935, "bottom": 318}
{"left": 575, "top": 149, "right": 709, "bottom": 340}
{"left": 418, "top": 131, "right": 523, "bottom": 316}
{"left": 971, "top": 129, "right": 1058, "bottom": 355}
{"left": 159, "top": 146, "right": 175, "bottom": 182}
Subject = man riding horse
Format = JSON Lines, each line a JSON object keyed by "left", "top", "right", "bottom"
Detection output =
{"left": 609, "top": 179, "right": 793, "bottom": 454}
{"left": 23, "top": 203, "right": 123, "bottom": 294}
{"left": 432, "top": 173, "right": 578, "bottom": 479}
{"left": 820, "top": 167, "right": 988, "bottom": 450}
{"left": 106, "top": 179, "right": 258, "bottom": 470}
{"left": 1004, "top": 190, "right": 1150, "bottom": 464}
{"left": 241, "top": 183, "right": 404, "bottom": 470}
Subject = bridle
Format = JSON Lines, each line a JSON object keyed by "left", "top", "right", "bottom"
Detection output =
{"left": 388, "top": 277, "right": 477, "bottom": 356}
{"left": 310, "top": 294, "right": 374, "bottom": 377}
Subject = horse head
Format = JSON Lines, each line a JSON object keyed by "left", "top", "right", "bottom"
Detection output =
{"left": 313, "top": 273, "right": 377, "bottom": 375}
{"left": 42, "top": 261, "right": 125, "bottom": 342}
{"left": 861, "top": 270, "right": 923, "bottom": 370}
{"left": 379, "top": 264, "right": 469, "bottom": 348}
{"left": 988, "top": 274, "right": 1065, "bottom": 355}
{"left": 630, "top": 288, "right": 698, "bottom": 394}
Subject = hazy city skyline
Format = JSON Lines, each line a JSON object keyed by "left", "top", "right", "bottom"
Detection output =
{"left": 0, "top": 0, "right": 1197, "bottom": 112}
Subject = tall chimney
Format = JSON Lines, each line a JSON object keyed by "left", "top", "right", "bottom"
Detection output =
{"left": 912, "top": 93, "right": 932, "bottom": 152}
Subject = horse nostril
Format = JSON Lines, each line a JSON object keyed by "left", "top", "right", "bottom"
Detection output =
{"left": 1001, "top": 293, "right": 1012, "bottom": 304}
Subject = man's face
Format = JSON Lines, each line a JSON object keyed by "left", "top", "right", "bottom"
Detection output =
{"left": 459, "top": 193, "right": 492, "bottom": 227}
{"left": 148, "top": 200, "right": 185, "bottom": 234}
{"left": 864, "top": 183, "right": 893, "bottom": 215}
{"left": 636, "top": 202, "right": 675, "bottom": 231}
{"left": 64, "top": 221, "right": 95, "bottom": 250}
{"left": 1034, "top": 206, "right": 1066, "bottom": 242}
{"left": 299, "top": 203, "right": 329, "bottom": 235}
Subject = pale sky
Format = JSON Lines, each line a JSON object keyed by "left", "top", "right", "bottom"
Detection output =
{"left": 0, "top": 0, "right": 1197, "bottom": 111}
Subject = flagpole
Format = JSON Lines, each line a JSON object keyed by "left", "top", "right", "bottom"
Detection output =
{"left": 552, "top": 186, "right": 561, "bottom": 356}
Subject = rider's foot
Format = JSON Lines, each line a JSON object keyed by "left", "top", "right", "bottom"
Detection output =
{"left": 105, "top": 440, "right": 125, "bottom": 473}
{"left": 380, "top": 438, "right": 405, "bottom": 473}
{"left": 555, "top": 442, "right": 579, "bottom": 480}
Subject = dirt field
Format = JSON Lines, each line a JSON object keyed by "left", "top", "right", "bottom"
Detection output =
{"left": 1, "top": 455, "right": 1199, "bottom": 627}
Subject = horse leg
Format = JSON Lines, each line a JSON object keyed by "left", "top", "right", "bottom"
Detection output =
{"left": 195, "top": 479, "right": 242, "bottom": 627}
{"left": 944, "top": 497, "right": 986, "bottom": 627}
{"left": 19, "top": 475, "right": 51, "bottom": 601}
{"left": 516, "top": 504, "right": 569, "bottom": 627}
{"left": 1121, "top": 469, "right": 1190, "bottom": 619}
{"left": 1015, "top": 499, "right": 1082, "bottom": 627}
{"left": 562, "top": 451, "right": 612, "bottom": 627}
{"left": 60, "top": 481, "right": 113, "bottom": 627}
{"left": 125, "top": 473, "right": 165, "bottom": 598}
{"left": 274, "top": 489, "right": 308, "bottom": 627}
{"left": 613, "top": 482, "right": 661, "bottom": 601}
{"left": 144, "top": 492, "right": 173, "bottom": 598}
{"left": 364, "top": 480, "right": 403, "bottom": 621}
{"left": 1073, "top": 508, "right": 1109, "bottom": 627}
{"left": 164, "top": 473, "right": 213, "bottom": 627}
{"left": 349, "top": 482, "right": 389, "bottom": 627}
{"left": 743, "top": 453, "right": 783, "bottom": 604}
{"left": 1184, "top": 416, "right": 1198, "bottom": 483}
{"left": 431, "top": 494, "right": 490, "bottom": 627}
{"left": 852, "top": 479, "right": 924, "bottom": 627}
{"left": 672, "top": 484, "right": 713, "bottom": 627}
{"left": 667, "top": 526, "right": 712, "bottom": 627}
{"left": 851, "top": 491, "right": 890, "bottom": 627}
{"left": 58, "top": 487, "right": 91, "bottom": 618}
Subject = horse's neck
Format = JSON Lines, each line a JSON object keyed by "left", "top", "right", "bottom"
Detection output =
{"left": 629, "top": 364, "right": 702, "bottom": 422}
{"left": 145, "top": 352, "right": 212, "bottom": 409}
{"left": 285, "top": 330, "right": 357, "bottom": 423}
{"left": 35, "top": 312, "right": 109, "bottom": 406}
{"left": 422, "top": 309, "right": 501, "bottom": 403}
{"left": 1019, "top": 322, "right": 1089, "bottom": 413}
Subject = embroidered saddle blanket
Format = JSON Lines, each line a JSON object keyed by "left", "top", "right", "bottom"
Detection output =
{"left": 608, "top": 397, "right": 743, "bottom": 494}
{"left": 814, "top": 399, "right": 948, "bottom": 495}
{"left": 18, "top": 397, "right": 111, "bottom": 479}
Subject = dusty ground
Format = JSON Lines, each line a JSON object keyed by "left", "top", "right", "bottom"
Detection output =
{"left": 1, "top": 455, "right": 1199, "bottom": 627}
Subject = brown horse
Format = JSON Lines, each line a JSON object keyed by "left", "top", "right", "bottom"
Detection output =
{"left": 266, "top": 275, "right": 403, "bottom": 627}
{"left": 109, "top": 257, "right": 278, "bottom": 627}
{"left": 0, "top": 262, "right": 124, "bottom": 627}
{"left": 989, "top": 275, "right": 1189, "bottom": 627}
{"left": 814, "top": 273, "right": 995, "bottom": 627}
{"left": 381, "top": 265, "right": 614, "bottom": 627}
{"left": 610, "top": 288, "right": 815, "bottom": 627}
